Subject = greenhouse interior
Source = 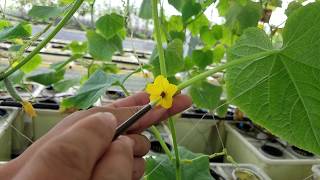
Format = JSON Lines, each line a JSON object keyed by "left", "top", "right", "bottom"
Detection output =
{"left": 0, "top": 0, "right": 319, "bottom": 179}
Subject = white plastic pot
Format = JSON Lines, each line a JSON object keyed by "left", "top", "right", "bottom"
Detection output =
{"left": 224, "top": 122, "right": 320, "bottom": 180}
{"left": 11, "top": 108, "right": 70, "bottom": 156}
{"left": 312, "top": 164, "right": 320, "bottom": 180}
{"left": 210, "top": 163, "right": 271, "bottom": 180}
{"left": 175, "top": 117, "right": 225, "bottom": 154}
{"left": 0, "top": 107, "right": 19, "bottom": 161}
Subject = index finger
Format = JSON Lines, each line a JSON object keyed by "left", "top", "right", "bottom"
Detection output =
{"left": 107, "top": 92, "right": 150, "bottom": 108}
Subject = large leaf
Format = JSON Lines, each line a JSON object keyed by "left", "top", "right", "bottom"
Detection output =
{"left": 225, "top": 2, "right": 320, "bottom": 155}
{"left": 139, "top": 0, "right": 152, "bottom": 19}
{"left": 66, "top": 41, "right": 88, "bottom": 55}
{"left": 96, "top": 13, "right": 125, "bottom": 40}
{"left": 200, "top": 25, "right": 223, "bottom": 46}
{"left": 0, "top": 20, "right": 12, "bottom": 30}
{"left": 87, "top": 30, "right": 122, "bottom": 61}
{"left": 168, "top": 0, "right": 185, "bottom": 11}
{"left": 182, "top": 0, "right": 202, "bottom": 23}
{"left": 28, "top": 5, "right": 65, "bottom": 20}
{"left": 213, "top": 44, "right": 225, "bottom": 63}
{"left": 168, "top": 16, "right": 184, "bottom": 32}
{"left": 0, "top": 70, "right": 24, "bottom": 89}
{"left": 53, "top": 78, "right": 80, "bottom": 92}
{"left": 285, "top": 1, "right": 302, "bottom": 17}
{"left": 0, "top": 23, "right": 31, "bottom": 41}
{"left": 21, "top": 54, "right": 42, "bottom": 73}
{"left": 189, "top": 82, "right": 222, "bottom": 110}
{"left": 150, "top": 39, "right": 184, "bottom": 77}
{"left": 61, "top": 70, "right": 119, "bottom": 109}
{"left": 191, "top": 49, "right": 213, "bottom": 69}
{"left": 187, "top": 14, "right": 209, "bottom": 36}
{"left": 225, "top": 1, "right": 262, "bottom": 35}
{"left": 145, "top": 147, "right": 213, "bottom": 180}
{"left": 26, "top": 69, "right": 65, "bottom": 86}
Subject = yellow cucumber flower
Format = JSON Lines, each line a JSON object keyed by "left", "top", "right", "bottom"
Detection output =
{"left": 146, "top": 75, "right": 177, "bottom": 109}
{"left": 21, "top": 101, "right": 37, "bottom": 118}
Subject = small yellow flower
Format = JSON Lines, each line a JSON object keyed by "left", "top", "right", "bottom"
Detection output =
{"left": 21, "top": 101, "right": 37, "bottom": 118}
{"left": 146, "top": 75, "right": 178, "bottom": 109}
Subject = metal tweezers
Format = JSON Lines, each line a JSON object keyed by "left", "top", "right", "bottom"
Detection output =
{"left": 112, "top": 101, "right": 157, "bottom": 141}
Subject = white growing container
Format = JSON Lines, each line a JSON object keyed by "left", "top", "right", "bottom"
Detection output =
{"left": 312, "top": 164, "right": 320, "bottom": 180}
{"left": 175, "top": 117, "right": 225, "bottom": 154}
{"left": 210, "top": 163, "right": 271, "bottom": 180}
{"left": 224, "top": 123, "right": 320, "bottom": 180}
{"left": 0, "top": 107, "right": 19, "bottom": 161}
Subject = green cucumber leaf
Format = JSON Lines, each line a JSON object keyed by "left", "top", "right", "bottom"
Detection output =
{"left": 66, "top": 41, "right": 88, "bottom": 56}
{"left": 150, "top": 39, "right": 184, "bottom": 77}
{"left": 26, "top": 69, "right": 65, "bottom": 86}
{"left": 285, "top": 1, "right": 303, "bottom": 17}
{"left": 187, "top": 14, "right": 209, "bottom": 36}
{"left": 28, "top": 5, "right": 65, "bottom": 20}
{"left": 53, "top": 78, "right": 80, "bottom": 92}
{"left": 225, "top": 1, "right": 262, "bottom": 35}
{"left": 0, "top": 22, "right": 31, "bottom": 41}
{"left": 21, "top": 54, "right": 42, "bottom": 73}
{"left": 61, "top": 70, "right": 119, "bottom": 109}
{"left": 213, "top": 44, "right": 225, "bottom": 63}
{"left": 87, "top": 30, "right": 122, "bottom": 61}
{"left": 96, "top": 13, "right": 125, "bottom": 40}
{"left": 225, "top": 2, "right": 320, "bottom": 155}
{"left": 145, "top": 147, "right": 213, "bottom": 180}
{"left": 189, "top": 82, "right": 222, "bottom": 110}
{"left": 191, "top": 49, "right": 213, "bottom": 69}
{"left": 0, "top": 20, "right": 12, "bottom": 30}
{"left": 216, "top": 99, "right": 229, "bottom": 118}
{"left": 168, "top": 0, "right": 184, "bottom": 11}
{"left": 139, "top": 0, "right": 152, "bottom": 19}
{"left": 182, "top": 1, "right": 202, "bottom": 22}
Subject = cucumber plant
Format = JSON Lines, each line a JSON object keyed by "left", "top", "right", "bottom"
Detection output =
{"left": 0, "top": 0, "right": 320, "bottom": 179}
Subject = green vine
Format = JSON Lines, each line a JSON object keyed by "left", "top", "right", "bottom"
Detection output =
{"left": 152, "top": 0, "right": 181, "bottom": 179}
{"left": 177, "top": 50, "right": 279, "bottom": 91}
{"left": 4, "top": 78, "right": 23, "bottom": 103}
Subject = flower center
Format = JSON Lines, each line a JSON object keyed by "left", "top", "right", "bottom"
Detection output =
{"left": 160, "top": 91, "right": 166, "bottom": 98}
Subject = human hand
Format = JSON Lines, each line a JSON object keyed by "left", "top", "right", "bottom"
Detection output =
{"left": 1, "top": 92, "right": 191, "bottom": 180}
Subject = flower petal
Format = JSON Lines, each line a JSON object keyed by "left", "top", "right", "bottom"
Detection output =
{"left": 154, "top": 75, "right": 169, "bottom": 90}
{"left": 21, "top": 101, "right": 37, "bottom": 118}
{"left": 150, "top": 94, "right": 161, "bottom": 102}
{"left": 165, "top": 84, "right": 178, "bottom": 96}
{"left": 146, "top": 83, "right": 161, "bottom": 95}
{"left": 160, "top": 96, "right": 173, "bottom": 109}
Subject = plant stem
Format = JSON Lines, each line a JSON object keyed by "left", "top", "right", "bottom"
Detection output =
{"left": 208, "top": 150, "right": 226, "bottom": 159}
{"left": 55, "top": 55, "right": 79, "bottom": 71}
{"left": 0, "top": 0, "right": 85, "bottom": 81}
{"left": 118, "top": 83, "right": 130, "bottom": 96}
{"left": 150, "top": 126, "right": 173, "bottom": 160}
{"left": 4, "top": 78, "right": 22, "bottom": 102}
{"left": 152, "top": 0, "right": 166, "bottom": 76}
{"left": 16, "top": 23, "right": 53, "bottom": 60}
{"left": 177, "top": 50, "right": 279, "bottom": 90}
{"left": 152, "top": 1, "right": 181, "bottom": 179}
{"left": 168, "top": 117, "right": 181, "bottom": 180}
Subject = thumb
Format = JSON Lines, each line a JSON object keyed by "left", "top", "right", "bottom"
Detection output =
{"left": 14, "top": 112, "right": 117, "bottom": 180}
